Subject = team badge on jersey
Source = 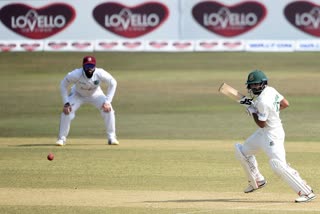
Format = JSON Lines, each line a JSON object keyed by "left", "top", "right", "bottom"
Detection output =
{"left": 94, "top": 80, "right": 100, "bottom": 85}
{"left": 248, "top": 73, "right": 255, "bottom": 81}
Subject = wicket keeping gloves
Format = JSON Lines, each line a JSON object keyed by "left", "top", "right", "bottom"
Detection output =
{"left": 240, "top": 97, "right": 254, "bottom": 107}
{"left": 246, "top": 105, "right": 257, "bottom": 116}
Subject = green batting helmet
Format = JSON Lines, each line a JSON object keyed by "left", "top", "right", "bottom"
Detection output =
{"left": 246, "top": 70, "right": 268, "bottom": 85}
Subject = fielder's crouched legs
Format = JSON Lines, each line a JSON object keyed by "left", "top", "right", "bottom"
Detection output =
{"left": 56, "top": 112, "right": 75, "bottom": 146}
{"left": 100, "top": 109, "right": 119, "bottom": 145}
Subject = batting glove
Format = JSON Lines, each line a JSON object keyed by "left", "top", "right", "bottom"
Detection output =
{"left": 246, "top": 105, "right": 257, "bottom": 116}
{"left": 240, "top": 97, "right": 254, "bottom": 107}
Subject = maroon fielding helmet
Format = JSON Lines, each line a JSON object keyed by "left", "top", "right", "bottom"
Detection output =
{"left": 83, "top": 56, "right": 96, "bottom": 65}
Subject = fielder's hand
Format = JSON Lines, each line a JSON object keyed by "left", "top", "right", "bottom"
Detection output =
{"left": 246, "top": 105, "right": 257, "bottom": 116}
{"left": 240, "top": 97, "right": 253, "bottom": 107}
{"left": 63, "top": 102, "right": 72, "bottom": 115}
{"left": 102, "top": 102, "right": 112, "bottom": 112}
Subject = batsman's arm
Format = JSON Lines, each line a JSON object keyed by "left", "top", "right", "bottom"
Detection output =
{"left": 252, "top": 113, "right": 266, "bottom": 128}
{"left": 280, "top": 98, "right": 289, "bottom": 110}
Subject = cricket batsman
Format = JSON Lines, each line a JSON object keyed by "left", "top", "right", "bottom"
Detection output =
{"left": 235, "top": 70, "right": 315, "bottom": 203}
{"left": 56, "top": 56, "right": 119, "bottom": 146}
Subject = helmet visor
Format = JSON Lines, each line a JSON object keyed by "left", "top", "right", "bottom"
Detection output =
{"left": 84, "top": 64, "right": 95, "bottom": 70}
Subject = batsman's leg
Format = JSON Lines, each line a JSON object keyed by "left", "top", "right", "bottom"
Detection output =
{"left": 235, "top": 144, "right": 266, "bottom": 193}
{"left": 270, "top": 159, "right": 316, "bottom": 203}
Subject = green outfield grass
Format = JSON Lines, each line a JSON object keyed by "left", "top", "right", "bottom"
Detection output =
{"left": 0, "top": 52, "right": 319, "bottom": 213}
{"left": 0, "top": 52, "right": 319, "bottom": 141}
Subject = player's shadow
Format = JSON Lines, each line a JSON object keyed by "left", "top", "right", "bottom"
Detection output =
{"left": 144, "top": 198, "right": 288, "bottom": 203}
{"left": 13, "top": 144, "right": 54, "bottom": 147}
{"left": 13, "top": 143, "right": 104, "bottom": 147}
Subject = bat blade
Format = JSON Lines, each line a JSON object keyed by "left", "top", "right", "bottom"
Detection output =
{"left": 218, "top": 83, "right": 245, "bottom": 102}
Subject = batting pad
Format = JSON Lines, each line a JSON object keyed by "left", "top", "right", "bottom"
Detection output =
{"left": 270, "top": 159, "right": 312, "bottom": 195}
{"left": 235, "top": 144, "right": 259, "bottom": 189}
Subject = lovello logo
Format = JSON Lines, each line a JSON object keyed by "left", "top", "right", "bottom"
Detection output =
{"left": 172, "top": 42, "right": 192, "bottom": 49}
{"left": 47, "top": 42, "right": 68, "bottom": 49}
{"left": 21, "top": 43, "right": 41, "bottom": 51}
{"left": 98, "top": 42, "right": 119, "bottom": 49}
{"left": 149, "top": 41, "right": 169, "bottom": 48}
{"left": 71, "top": 42, "right": 92, "bottom": 49}
{"left": 93, "top": 2, "right": 169, "bottom": 38}
{"left": 0, "top": 3, "right": 76, "bottom": 39}
{"left": 0, "top": 43, "right": 16, "bottom": 51}
{"left": 192, "top": 1, "right": 267, "bottom": 37}
{"left": 199, "top": 41, "right": 219, "bottom": 48}
{"left": 223, "top": 41, "right": 242, "bottom": 48}
{"left": 122, "top": 41, "right": 142, "bottom": 48}
{"left": 284, "top": 1, "right": 320, "bottom": 37}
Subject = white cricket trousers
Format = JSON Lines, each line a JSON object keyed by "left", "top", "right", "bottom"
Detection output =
{"left": 58, "top": 90, "right": 116, "bottom": 142}
{"left": 239, "top": 128, "right": 312, "bottom": 195}
{"left": 242, "top": 128, "right": 286, "bottom": 162}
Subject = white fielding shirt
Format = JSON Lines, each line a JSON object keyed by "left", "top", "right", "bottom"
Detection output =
{"left": 60, "top": 68, "right": 117, "bottom": 104}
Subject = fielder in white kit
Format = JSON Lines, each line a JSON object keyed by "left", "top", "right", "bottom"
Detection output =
{"left": 236, "top": 70, "right": 315, "bottom": 203}
{"left": 56, "top": 56, "right": 119, "bottom": 146}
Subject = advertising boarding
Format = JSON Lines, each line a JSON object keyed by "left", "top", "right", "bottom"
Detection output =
{"left": 1, "top": 0, "right": 320, "bottom": 52}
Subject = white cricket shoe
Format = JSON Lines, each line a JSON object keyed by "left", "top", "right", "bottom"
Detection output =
{"left": 244, "top": 180, "right": 267, "bottom": 193}
{"left": 56, "top": 139, "right": 65, "bottom": 146}
{"left": 295, "top": 192, "right": 316, "bottom": 203}
{"left": 108, "top": 139, "right": 119, "bottom": 145}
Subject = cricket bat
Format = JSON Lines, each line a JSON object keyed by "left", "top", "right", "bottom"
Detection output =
{"left": 218, "top": 83, "right": 246, "bottom": 103}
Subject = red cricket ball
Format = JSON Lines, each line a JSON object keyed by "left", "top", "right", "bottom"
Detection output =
{"left": 47, "top": 153, "right": 54, "bottom": 161}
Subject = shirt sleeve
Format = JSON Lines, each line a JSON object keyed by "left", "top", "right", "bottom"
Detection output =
{"left": 60, "top": 69, "right": 78, "bottom": 104}
{"left": 256, "top": 101, "right": 269, "bottom": 122}
{"left": 100, "top": 69, "right": 117, "bottom": 103}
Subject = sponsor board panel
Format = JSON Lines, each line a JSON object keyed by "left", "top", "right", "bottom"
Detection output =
{"left": 119, "top": 40, "right": 145, "bottom": 52}
{"left": 2, "top": 0, "right": 320, "bottom": 41}
{"left": 44, "top": 40, "right": 94, "bottom": 51}
{"left": 0, "top": 40, "right": 43, "bottom": 52}
{"left": 195, "top": 40, "right": 245, "bottom": 52}
{"left": 284, "top": 1, "right": 320, "bottom": 38}
{"left": 170, "top": 40, "right": 195, "bottom": 52}
{"left": 245, "top": 40, "right": 295, "bottom": 52}
{"left": 0, "top": 0, "right": 179, "bottom": 40}
{"left": 95, "top": 40, "right": 121, "bottom": 51}
{"left": 1, "top": 39, "right": 320, "bottom": 52}
{"left": 95, "top": 40, "right": 145, "bottom": 52}
{"left": 180, "top": 0, "right": 320, "bottom": 40}
{"left": 295, "top": 40, "right": 320, "bottom": 51}
{"left": 96, "top": 39, "right": 195, "bottom": 52}
{"left": 145, "top": 40, "right": 172, "bottom": 52}
{"left": 1, "top": 0, "right": 320, "bottom": 52}
{"left": 0, "top": 1, "right": 77, "bottom": 40}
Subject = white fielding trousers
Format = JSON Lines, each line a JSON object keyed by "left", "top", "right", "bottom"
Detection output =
{"left": 58, "top": 89, "right": 116, "bottom": 142}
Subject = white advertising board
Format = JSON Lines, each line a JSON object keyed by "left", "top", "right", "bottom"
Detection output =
{"left": 2, "top": 0, "right": 320, "bottom": 52}
{"left": 0, "top": 0, "right": 179, "bottom": 40}
{"left": 180, "top": 0, "right": 320, "bottom": 40}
